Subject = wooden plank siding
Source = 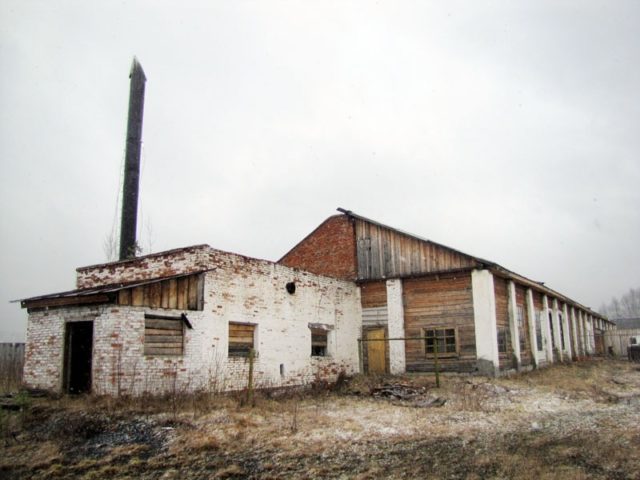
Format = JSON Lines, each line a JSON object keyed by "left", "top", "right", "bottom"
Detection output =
{"left": 360, "top": 281, "right": 387, "bottom": 308}
{"left": 494, "top": 278, "right": 515, "bottom": 370}
{"left": 402, "top": 273, "right": 476, "bottom": 373}
{"left": 354, "top": 219, "right": 478, "bottom": 280}
{"left": 118, "top": 274, "right": 204, "bottom": 311}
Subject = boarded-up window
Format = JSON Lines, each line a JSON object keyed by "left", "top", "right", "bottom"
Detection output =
{"left": 144, "top": 314, "right": 184, "bottom": 356}
{"left": 228, "top": 323, "right": 255, "bottom": 357}
{"left": 424, "top": 328, "right": 457, "bottom": 356}
{"left": 311, "top": 328, "right": 328, "bottom": 356}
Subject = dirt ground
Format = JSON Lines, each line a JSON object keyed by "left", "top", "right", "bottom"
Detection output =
{"left": 2, "top": 358, "right": 640, "bottom": 479}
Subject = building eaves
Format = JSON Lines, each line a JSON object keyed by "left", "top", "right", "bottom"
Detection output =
{"left": 338, "top": 208, "right": 610, "bottom": 323}
{"left": 15, "top": 270, "right": 211, "bottom": 309}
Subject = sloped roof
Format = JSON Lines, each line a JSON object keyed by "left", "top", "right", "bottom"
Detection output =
{"left": 336, "top": 208, "right": 608, "bottom": 321}
{"left": 337, "top": 207, "right": 495, "bottom": 268}
{"left": 16, "top": 270, "right": 209, "bottom": 309}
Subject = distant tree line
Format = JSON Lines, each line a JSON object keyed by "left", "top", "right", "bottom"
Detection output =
{"left": 599, "top": 287, "right": 640, "bottom": 319}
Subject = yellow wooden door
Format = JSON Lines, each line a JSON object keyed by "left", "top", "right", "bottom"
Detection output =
{"left": 367, "top": 328, "right": 386, "bottom": 374}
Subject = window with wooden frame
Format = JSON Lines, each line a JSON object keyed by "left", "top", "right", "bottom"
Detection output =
{"left": 424, "top": 328, "right": 457, "bottom": 356}
{"left": 535, "top": 312, "right": 544, "bottom": 351}
{"left": 310, "top": 328, "right": 328, "bottom": 357}
{"left": 548, "top": 311, "right": 556, "bottom": 346}
{"left": 228, "top": 323, "right": 255, "bottom": 357}
{"left": 497, "top": 327, "right": 509, "bottom": 354}
{"left": 144, "top": 313, "right": 186, "bottom": 356}
{"left": 516, "top": 306, "right": 526, "bottom": 351}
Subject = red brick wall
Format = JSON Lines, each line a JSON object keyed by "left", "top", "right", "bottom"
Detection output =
{"left": 279, "top": 215, "right": 357, "bottom": 280}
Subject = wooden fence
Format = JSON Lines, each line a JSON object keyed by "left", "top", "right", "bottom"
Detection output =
{"left": 0, "top": 342, "right": 25, "bottom": 392}
{"left": 604, "top": 330, "right": 640, "bottom": 358}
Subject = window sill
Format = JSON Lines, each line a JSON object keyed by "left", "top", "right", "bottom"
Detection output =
{"left": 424, "top": 353, "right": 459, "bottom": 359}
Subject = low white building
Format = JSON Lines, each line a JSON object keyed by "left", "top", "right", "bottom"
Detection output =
{"left": 21, "top": 245, "right": 361, "bottom": 395}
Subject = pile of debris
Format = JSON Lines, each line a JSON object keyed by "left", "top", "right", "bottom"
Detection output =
{"left": 370, "top": 383, "right": 446, "bottom": 408}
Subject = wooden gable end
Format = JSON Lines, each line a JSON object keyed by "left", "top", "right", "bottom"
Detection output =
{"left": 354, "top": 219, "right": 478, "bottom": 280}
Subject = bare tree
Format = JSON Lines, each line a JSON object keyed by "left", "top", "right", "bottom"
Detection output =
{"left": 103, "top": 230, "right": 118, "bottom": 262}
{"left": 600, "top": 287, "right": 640, "bottom": 319}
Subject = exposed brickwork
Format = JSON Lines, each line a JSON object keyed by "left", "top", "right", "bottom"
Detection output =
{"left": 25, "top": 246, "right": 362, "bottom": 396}
{"left": 279, "top": 214, "right": 357, "bottom": 280}
{"left": 76, "top": 245, "right": 212, "bottom": 289}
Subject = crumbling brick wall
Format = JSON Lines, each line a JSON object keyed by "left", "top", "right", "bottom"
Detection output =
{"left": 76, "top": 244, "right": 212, "bottom": 289}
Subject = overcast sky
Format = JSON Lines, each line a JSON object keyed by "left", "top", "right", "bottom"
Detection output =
{"left": 1, "top": 1, "right": 639, "bottom": 341}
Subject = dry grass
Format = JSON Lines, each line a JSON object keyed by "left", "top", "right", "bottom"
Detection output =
{"left": 2, "top": 359, "right": 639, "bottom": 479}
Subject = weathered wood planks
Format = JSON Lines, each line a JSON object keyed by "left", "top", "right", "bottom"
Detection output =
{"left": 355, "top": 219, "right": 477, "bottom": 280}
{"left": 144, "top": 314, "right": 183, "bottom": 356}
{"left": 403, "top": 273, "right": 476, "bottom": 373}
{"left": 118, "top": 273, "right": 203, "bottom": 311}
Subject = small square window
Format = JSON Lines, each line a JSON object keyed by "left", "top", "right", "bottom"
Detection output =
{"left": 424, "top": 328, "right": 457, "bottom": 356}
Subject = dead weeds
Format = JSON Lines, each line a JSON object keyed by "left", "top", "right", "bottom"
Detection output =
{"left": 1, "top": 358, "right": 639, "bottom": 479}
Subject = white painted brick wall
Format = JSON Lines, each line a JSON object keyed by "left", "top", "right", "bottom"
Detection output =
{"left": 25, "top": 247, "right": 361, "bottom": 395}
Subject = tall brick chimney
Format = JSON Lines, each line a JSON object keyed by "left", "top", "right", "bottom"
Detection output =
{"left": 119, "top": 57, "right": 146, "bottom": 260}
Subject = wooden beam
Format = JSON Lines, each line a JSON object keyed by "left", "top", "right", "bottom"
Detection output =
{"left": 23, "top": 294, "right": 111, "bottom": 310}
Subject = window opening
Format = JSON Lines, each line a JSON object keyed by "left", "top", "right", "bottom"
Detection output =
{"left": 311, "top": 328, "right": 328, "bottom": 356}
{"left": 536, "top": 312, "right": 544, "bottom": 351}
{"left": 516, "top": 306, "right": 526, "bottom": 351}
{"left": 497, "top": 328, "right": 508, "bottom": 354}
{"left": 424, "top": 328, "right": 457, "bottom": 356}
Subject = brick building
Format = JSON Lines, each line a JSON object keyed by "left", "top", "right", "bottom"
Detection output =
{"left": 21, "top": 245, "right": 360, "bottom": 395}
{"left": 280, "top": 209, "right": 614, "bottom": 376}
{"left": 20, "top": 208, "right": 613, "bottom": 395}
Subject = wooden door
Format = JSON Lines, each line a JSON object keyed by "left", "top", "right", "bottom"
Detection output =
{"left": 367, "top": 328, "right": 386, "bottom": 374}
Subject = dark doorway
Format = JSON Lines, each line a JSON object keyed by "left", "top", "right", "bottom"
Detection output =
{"left": 64, "top": 321, "right": 94, "bottom": 394}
